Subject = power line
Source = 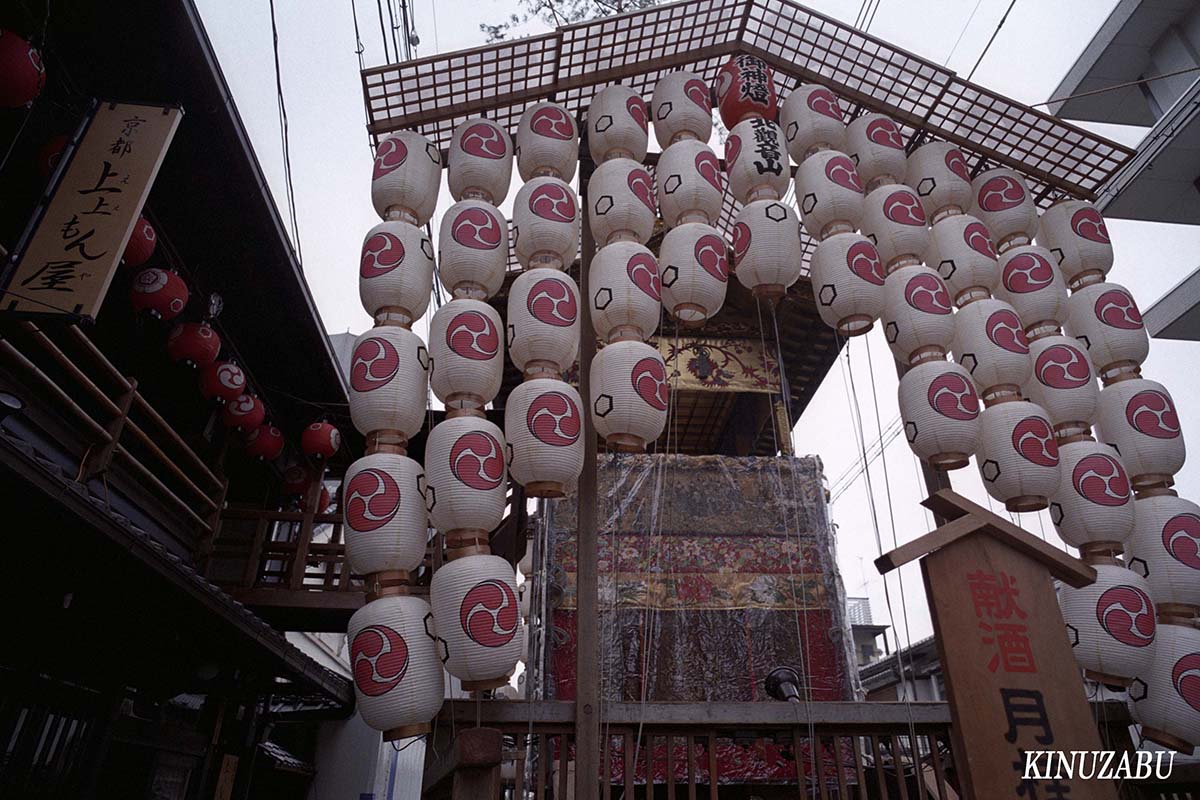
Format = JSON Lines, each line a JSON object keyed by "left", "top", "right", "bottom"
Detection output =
{"left": 943, "top": 0, "right": 985, "bottom": 67}
{"left": 967, "top": 0, "right": 1017, "bottom": 82}
{"left": 1034, "top": 64, "right": 1200, "bottom": 108}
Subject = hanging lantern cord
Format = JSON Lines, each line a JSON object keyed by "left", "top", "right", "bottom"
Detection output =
{"left": 390, "top": 733, "right": 428, "bottom": 753}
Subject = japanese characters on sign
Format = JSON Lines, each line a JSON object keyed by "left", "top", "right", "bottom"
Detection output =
{"left": 2, "top": 101, "right": 182, "bottom": 319}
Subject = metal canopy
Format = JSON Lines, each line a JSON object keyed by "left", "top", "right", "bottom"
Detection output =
{"left": 361, "top": 0, "right": 1133, "bottom": 206}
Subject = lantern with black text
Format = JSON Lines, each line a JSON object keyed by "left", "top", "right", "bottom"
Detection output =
{"left": 370, "top": 130, "right": 441, "bottom": 225}
{"left": 897, "top": 360, "right": 981, "bottom": 470}
{"left": 1037, "top": 199, "right": 1113, "bottom": 289}
{"left": 1129, "top": 621, "right": 1200, "bottom": 753}
{"left": 860, "top": 186, "right": 929, "bottom": 270}
{"left": 302, "top": 421, "right": 341, "bottom": 461}
{"left": 245, "top": 424, "right": 285, "bottom": 461}
{"left": 589, "top": 241, "right": 660, "bottom": 342}
{"left": 780, "top": 85, "right": 846, "bottom": 163}
{"left": 952, "top": 298, "right": 1032, "bottom": 402}
{"left": 222, "top": 393, "right": 265, "bottom": 432}
{"left": 516, "top": 102, "right": 578, "bottom": 182}
{"left": 507, "top": 269, "right": 580, "bottom": 378}
{"left": 588, "top": 158, "right": 656, "bottom": 245}
{"left": 199, "top": 361, "right": 245, "bottom": 404}
{"left": 969, "top": 168, "right": 1037, "bottom": 253}
{"left": 905, "top": 142, "right": 973, "bottom": 220}
{"left": 448, "top": 117, "right": 512, "bottom": 204}
{"left": 438, "top": 200, "right": 508, "bottom": 300}
{"left": 1128, "top": 492, "right": 1200, "bottom": 610}
{"left": 1049, "top": 439, "right": 1134, "bottom": 550}
{"left": 1096, "top": 377, "right": 1185, "bottom": 490}
{"left": 347, "top": 327, "right": 429, "bottom": 443}
{"left": 658, "top": 223, "right": 728, "bottom": 325}
{"left": 505, "top": 379, "right": 585, "bottom": 497}
{"left": 0, "top": 29, "right": 44, "bottom": 108}
{"left": 810, "top": 232, "right": 884, "bottom": 336}
{"left": 795, "top": 150, "right": 864, "bottom": 240}
{"left": 655, "top": 139, "right": 723, "bottom": 228}
{"left": 425, "top": 416, "right": 507, "bottom": 538}
{"left": 359, "top": 220, "right": 434, "bottom": 327}
{"left": 429, "top": 300, "right": 503, "bottom": 410}
{"left": 1059, "top": 563, "right": 1156, "bottom": 687}
{"left": 925, "top": 213, "right": 998, "bottom": 306}
{"left": 430, "top": 554, "right": 524, "bottom": 688}
{"left": 167, "top": 322, "right": 221, "bottom": 367}
{"left": 1024, "top": 334, "right": 1098, "bottom": 440}
{"left": 651, "top": 71, "right": 712, "bottom": 147}
{"left": 130, "top": 268, "right": 188, "bottom": 321}
{"left": 714, "top": 54, "right": 776, "bottom": 128}
{"left": 588, "top": 85, "right": 649, "bottom": 163}
{"left": 591, "top": 340, "right": 668, "bottom": 452}
{"left": 995, "top": 244, "right": 1068, "bottom": 338}
{"left": 846, "top": 113, "right": 906, "bottom": 189}
{"left": 1066, "top": 281, "right": 1149, "bottom": 383}
{"left": 725, "top": 118, "right": 789, "bottom": 204}
{"left": 975, "top": 399, "right": 1060, "bottom": 512}
{"left": 513, "top": 177, "right": 580, "bottom": 270}
{"left": 881, "top": 265, "right": 955, "bottom": 364}
{"left": 343, "top": 452, "right": 428, "bottom": 574}
{"left": 731, "top": 200, "right": 802, "bottom": 299}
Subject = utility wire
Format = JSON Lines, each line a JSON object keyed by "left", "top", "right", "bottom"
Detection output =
{"left": 943, "top": 0, "right": 985, "bottom": 67}
{"left": 967, "top": 0, "right": 1017, "bottom": 82}
{"left": 269, "top": 0, "right": 303, "bottom": 265}
{"left": 1034, "top": 64, "right": 1200, "bottom": 107}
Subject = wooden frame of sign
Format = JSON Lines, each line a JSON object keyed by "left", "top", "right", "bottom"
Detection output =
{"left": 877, "top": 490, "right": 1117, "bottom": 800}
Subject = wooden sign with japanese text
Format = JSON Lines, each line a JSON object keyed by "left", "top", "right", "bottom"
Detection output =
{"left": 922, "top": 533, "right": 1116, "bottom": 800}
{"left": 2, "top": 101, "right": 182, "bottom": 320}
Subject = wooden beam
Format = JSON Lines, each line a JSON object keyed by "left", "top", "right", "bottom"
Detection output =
{"left": 873, "top": 514, "right": 986, "bottom": 575}
{"left": 422, "top": 727, "right": 503, "bottom": 799}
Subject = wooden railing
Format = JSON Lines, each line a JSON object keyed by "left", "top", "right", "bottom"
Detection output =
{"left": 0, "top": 321, "right": 226, "bottom": 550}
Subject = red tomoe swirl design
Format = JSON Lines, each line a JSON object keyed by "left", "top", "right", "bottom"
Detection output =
{"left": 451, "top": 207, "right": 503, "bottom": 250}
{"left": 1071, "top": 207, "right": 1110, "bottom": 244}
{"left": 1125, "top": 390, "right": 1180, "bottom": 440}
{"left": 1011, "top": 416, "right": 1058, "bottom": 467}
{"left": 963, "top": 221, "right": 997, "bottom": 259}
{"left": 883, "top": 190, "right": 927, "bottom": 226}
{"left": 976, "top": 175, "right": 1025, "bottom": 212}
{"left": 1096, "top": 586, "right": 1156, "bottom": 648}
{"left": 372, "top": 137, "right": 408, "bottom": 180}
{"left": 825, "top": 155, "right": 863, "bottom": 193}
{"left": 459, "top": 122, "right": 506, "bottom": 159}
{"left": 1093, "top": 289, "right": 1143, "bottom": 330}
{"left": 847, "top": 240, "right": 884, "bottom": 286}
{"left": 1162, "top": 513, "right": 1200, "bottom": 570}
{"left": 460, "top": 580, "right": 519, "bottom": 648}
{"left": 1002, "top": 251, "right": 1054, "bottom": 293}
{"left": 725, "top": 134, "right": 742, "bottom": 167}
{"left": 695, "top": 150, "right": 723, "bottom": 193}
{"left": 350, "top": 337, "right": 400, "bottom": 392}
{"left": 985, "top": 309, "right": 1030, "bottom": 354}
{"left": 360, "top": 232, "right": 405, "bottom": 278}
{"left": 684, "top": 79, "right": 711, "bottom": 113}
{"left": 627, "top": 252, "right": 661, "bottom": 301}
{"left": 731, "top": 222, "right": 751, "bottom": 266}
{"left": 446, "top": 311, "right": 499, "bottom": 360}
{"left": 345, "top": 468, "right": 402, "bottom": 532}
{"left": 695, "top": 234, "right": 729, "bottom": 282}
{"left": 628, "top": 168, "right": 656, "bottom": 213}
{"left": 806, "top": 88, "right": 842, "bottom": 121}
{"left": 526, "top": 278, "right": 577, "bottom": 327}
{"left": 450, "top": 431, "right": 504, "bottom": 490}
{"left": 927, "top": 372, "right": 980, "bottom": 421}
{"left": 351, "top": 625, "right": 408, "bottom": 696}
{"left": 865, "top": 117, "right": 903, "bottom": 149}
{"left": 1072, "top": 453, "right": 1130, "bottom": 507}
{"left": 529, "top": 106, "right": 574, "bottom": 140}
{"left": 1035, "top": 344, "right": 1090, "bottom": 389}
{"left": 626, "top": 95, "right": 648, "bottom": 132}
{"left": 526, "top": 391, "right": 581, "bottom": 446}
{"left": 944, "top": 148, "right": 971, "bottom": 183}
{"left": 1173, "top": 653, "right": 1200, "bottom": 712}
{"left": 528, "top": 182, "right": 576, "bottom": 222}
{"left": 632, "top": 357, "right": 669, "bottom": 411}
{"left": 904, "top": 273, "right": 952, "bottom": 315}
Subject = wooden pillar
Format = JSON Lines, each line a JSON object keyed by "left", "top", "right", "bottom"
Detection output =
{"left": 575, "top": 152, "right": 601, "bottom": 798}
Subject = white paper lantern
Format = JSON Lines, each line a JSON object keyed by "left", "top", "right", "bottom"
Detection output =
{"left": 348, "top": 327, "right": 429, "bottom": 440}
{"left": 1096, "top": 378, "right": 1185, "bottom": 489}
{"left": 448, "top": 117, "right": 513, "bottom": 204}
{"left": 1037, "top": 199, "right": 1114, "bottom": 289}
{"left": 1024, "top": 334, "right": 1098, "bottom": 439}
{"left": 429, "top": 300, "right": 504, "bottom": 410}
{"left": 587, "top": 157, "right": 657, "bottom": 245}
{"left": 437, "top": 200, "right": 508, "bottom": 300}
{"left": 898, "top": 360, "right": 981, "bottom": 469}
{"left": 780, "top": 84, "right": 846, "bottom": 163}
{"left": 588, "top": 84, "right": 649, "bottom": 163}
{"left": 731, "top": 200, "right": 802, "bottom": 297}
{"left": 589, "top": 241, "right": 660, "bottom": 342}
{"left": 795, "top": 150, "right": 864, "bottom": 239}
{"left": 845, "top": 113, "right": 906, "bottom": 189}
{"left": 881, "top": 265, "right": 955, "bottom": 364}
{"left": 425, "top": 416, "right": 507, "bottom": 535}
{"left": 358, "top": 220, "right": 434, "bottom": 327}
{"left": 655, "top": 139, "right": 724, "bottom": 227}
{"left": 860, "top": 185, "right": 929, "bottom": 269}
{"left": 505, "top": 378, "right": 585, "bottom": 497}
{"left": 371, "top": 130, "right": 441, "bottom": 225}
{"left": 810, "top": 232, "right": 885, "bottom": 336}
{"left": 995, "top": 244, "right": 1068, "bottom": 337}
{"left": 513, "top": 177, "right": 581, "bottom": 270}
{"left": 516, "top": 101, "right": 579, "bottom": 182}
{"left": 591, "top": 340, "right": 668, "bottom": 451}
{"left": 1050, "top": 439, "right": 1134, "bottom": 548}
{"left": 905, "top": 141, "right": 973, "bottom": 220}
{"left": 952, "top": 298, "right": 1032, "bottom": 401}
{"left": 725, "top": 117, "right": 790, "bottom": 203}
{"left": 658, "top": 222, "right": 728, "bottom": 324}
{"left": 969, "top": 168, "right": 1037, "bottom": 252}
{"left": 1130, "top": 622, "right": 1200, "bottom": 751}
{"left": 343, "top": 452, "right": 428, "bottom": 574}
{"left": 431, "top": 554, "right": 524, "bottom": 686}
{"left": 1066, "top": 281, "right": 1149, "bottom": 381}
{"left": 1129, "top": 492, "right": 1200, "bottom": 609}
{"left": 1060, "top": 563, "right": 1156, "bottom": 686}
{"left": 925, "top": 213, "right": 998, "bottom": 305}
{"left": 507, "top": 268, "right": 580, "bottom": 377}
{"left": 347, "top": 595, "right": 444, "bottom": 737}
{"left": 976, "top": 400, "right": 1060, "bottom": 511}
{"left": 651, "top": 71, "right": 712, "bottom": 147}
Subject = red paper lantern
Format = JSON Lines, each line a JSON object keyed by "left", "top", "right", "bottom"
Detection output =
{"left": 199, "top": 361, "right": 246, "bottom": 404}
{"left": 167, "top": 322, "right": 222, "bottom": 367}
{"left": 123, "top": 216, "right": 157, "bottom": 268}
{"left": 245, "top": 424, "right": 285, "bottom": 461}
{"left": 714, "top": 54, "right": 777, "bottom": 129}
{"left": 222, "top": 393, "right": 265, "bottom": 431}
{"left": 36, "top": 134, "right": 68, "bottom": 179}
{"left": 301, "top": 421, "right": 341, "bottom": 460}
{"left": 281, "top": 461, "right": 312, "bottom": 495}
{"left": 0, "top": 30, "right": 45, "bottom": 108}
{"left": 130, "top": 268, "right": 188, "bottom": 321}
{"left": 302, "top": 486, "right": 333, "bottom": 513}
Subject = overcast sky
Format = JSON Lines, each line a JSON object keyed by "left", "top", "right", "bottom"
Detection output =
{"left": 196, "top": 0, "right": 1200, "bottom": 657}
